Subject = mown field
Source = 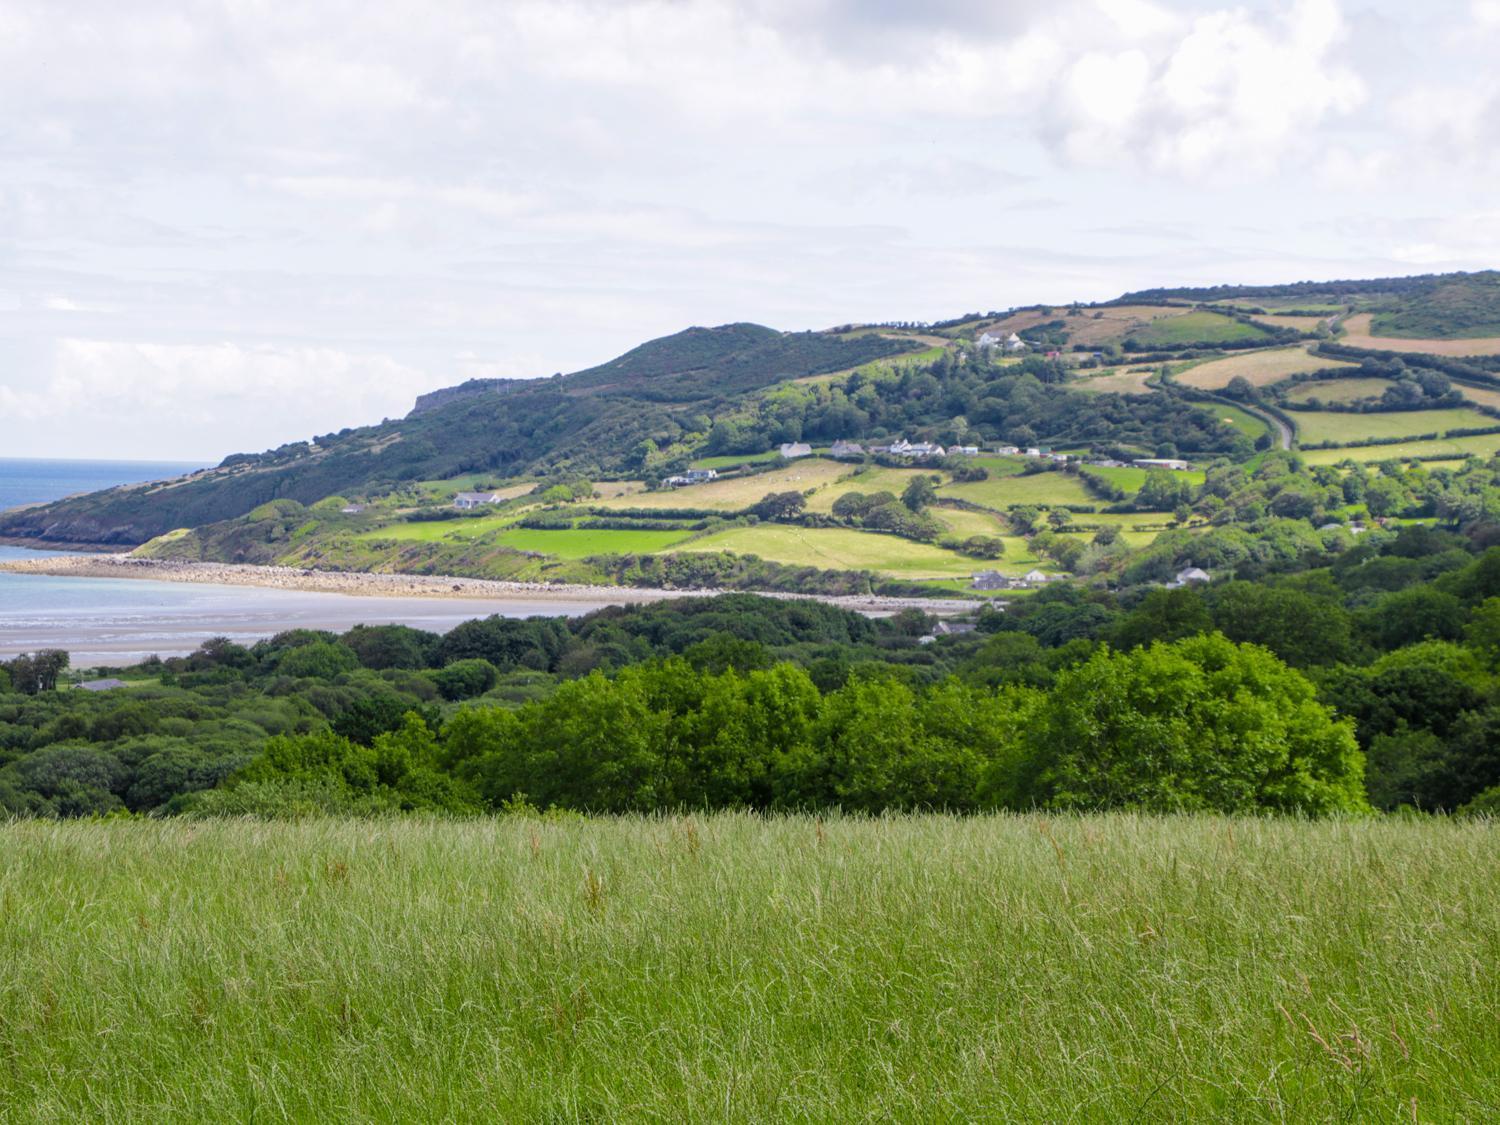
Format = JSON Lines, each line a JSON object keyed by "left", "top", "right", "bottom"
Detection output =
{"left": 939, "top": 469, "right": 1095, "bottom": 510}
{"left": 1285, "top": 377, "right": 1396, "bottom": 404}
{"left": 1, "top": 815, "right": 1494, "bottom": 1121}
{"left": 597, "top": 460, "right": 849, "bottom": 512}
{"left": 1176, "top": 345, "right": 1352, "bottom": 390}
{"left": 677, "top": 524, "right": 986, "bottom": 578}
{"left": 1294, "top": 407, "right": 1497, "bottom": 446}
{"left": 1297, "top": 432, "right": 1500, "bottom": 465}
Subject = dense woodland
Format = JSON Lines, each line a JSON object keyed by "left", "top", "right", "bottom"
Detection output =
{"left": 5, "top": 521, "right": 1500, "bottom": 820}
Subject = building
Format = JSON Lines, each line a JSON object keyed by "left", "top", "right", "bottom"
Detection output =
{"left": 953, "top": 445, "right": 980, "bottom": 456}
{"left": 995, "top": 445, "right": 1020, "bottom": 456}
{"left": 1005, "top": 332, "right": 1026, "bottom": 352}
{"left": 1023, "top": 447, "right": 1042, "bottom": 458}
{"left": 454, "top": 491, "right": 506, "bottom": 510}
{"left": 829, "top": 440, "right": 865, "bottom": 459}
{"left": 906, "top": 442, "right": 946, "bottom": 459}
{"left": 976, "top": 330, "right": 1003, "bottom": 349}
{"left": 340, "top": 504, "right": 366, "bottom": 514}
{"left": 665, "top": 468, "right": 718, "bottom": 487}
{"left": 76, "top": 679, "right": 127, "bottom": 692}
{"left": 1133, "top": 458, "right": 1190, "bottom": 471}
{"left": 971, "top": 570, "right": 1009, "bottom": 590}
{"left": 1022, "top": 568, "right": 1053, "bottom": 584}
{"left": 779, "top": 442, "right": 812, "bottom": 459}
{"left": 1167, "top": 567, "right": 1211, "bottom": 588}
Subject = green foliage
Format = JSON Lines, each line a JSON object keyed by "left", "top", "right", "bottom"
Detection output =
{"left": 1022, "top": 635, "right": 1367, "bottom": 814}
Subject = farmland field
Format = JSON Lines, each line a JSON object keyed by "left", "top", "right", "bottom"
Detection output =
{"left": 689, "top": 451, "right": 782, "bottom": 470}
{"left": 495, "top": 526, "right": 697, "bottom": 558}
{"left": 1175, "top": 345, "right": 1352, "bottom": 390}
{"left": 596, "top": 459, "right": 849, "bottom": 511}
{"left": 1297, "top": 432, "right": 1500, "bottom": 464}
{"left": 678, "top": 524, "right": 980, "bottom": 577}
{"left": 930, "top": 505, "right": 1008, "bottom": 539}
{"left": 803, "top": 465, "right": 937, "bottom": 513}
{"left": 1341, "top": 313, "right": 1500, "bottom": 357}
{"left": 1129, "top": 310, "right": 1271, "bottom": 347}
{"left": 1285, "top": 377, "right": 1396, "bottom": 404}
{"left": 1, "top": 815, "right": 1494, "bottom": 1121}
{"left": 1082, "top": 464, "right": 1207, "bottom": 492}
{"left": 1454, "top": 382, "right": 1500, "bottom": 411}
{"left": 1249, "top": 313, "right": 1328, "bottom": 331}
{"left": 1196, "top": 402, "right": 1273, "bottom": 441}
{"left": 356, "top": 513, "right": 525, "bottom": 542}
{"left": 939, "top": 469, "right": 1096, "bottom": 510}
{"left": 1294, "top": 407, "right": 1498, "bottom": 445}
{"left": 1071, "top": 367, "right": 1157, "bottom": 394}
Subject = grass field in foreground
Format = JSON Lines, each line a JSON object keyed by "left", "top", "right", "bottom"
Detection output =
{"left": 1, "top": 815, "right": 1494, "bottom": 1120}
{"left": 1294, "top": 407, "right": 1497, "bottom": 445}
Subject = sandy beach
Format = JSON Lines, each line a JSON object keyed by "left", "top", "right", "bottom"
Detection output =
{"left": 0, "top": 553, "right": 984, "bottom": 617}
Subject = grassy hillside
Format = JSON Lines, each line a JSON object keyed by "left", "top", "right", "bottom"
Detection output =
{"left": 1370, "top": 272, "right": 1500, "bottom": 338}
{"left": 1128, "top": 310, "right": 1273, "bottom": 348}
{"left": 1, "top": 815, "right": 1494, "bottom": 1120}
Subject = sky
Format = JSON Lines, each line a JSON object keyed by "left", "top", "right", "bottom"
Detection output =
{"left": 2, "top": 0, "right": 1498, "bottom": 460}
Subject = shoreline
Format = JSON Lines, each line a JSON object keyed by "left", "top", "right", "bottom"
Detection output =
{"left": 0, "top": 553, "right": 985, "bottom": 616}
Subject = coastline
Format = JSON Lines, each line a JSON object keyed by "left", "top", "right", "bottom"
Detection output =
{"left": 0, "top": 553, "right": 984, "bottom": 617}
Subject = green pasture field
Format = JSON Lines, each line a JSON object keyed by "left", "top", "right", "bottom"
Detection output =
{"left": 1294, "top": 408, "right": 1498, "bottom": 446}
{"left": 1082, "top": 464, "right": 1207, "bottom": 492}
{"left": 355, "top": 513, "right": 525, "bottom": 543}
{"left": 596, "top": 460, "right": 850, "bottom": 512}
{"left": 939, "top": 469, "right": 1095, "bottom": 510}
{"left": 1285, "top": 378, "right": 1395, "bottom": 404}
{"left": 410, "top": 477, "right": 531, "bottom": 502}
{"left": 930, "top": 505, "right": 1007, "bottom": 538}
{"left": 496, "top": 526, "right": 698, "bottom": 558}
{"left": 1297, "top": 432, "right": 1500, "bottom": 465}
{"left": 677, "top": 525, "right": 981, "bottom": 578}
{"left": 1, "top": 815, "right": 1494, "bottom": 1121}
{"left": 689, "top": 452, "right": 782, "bottom": 470}
{"left": 1130, "top": 310, "right": 1271, "bottom": 347}
{"left": 1197, "top": 402, "right": 1273, "bottom": 441}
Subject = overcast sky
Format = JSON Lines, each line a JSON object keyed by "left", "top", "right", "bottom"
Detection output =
{"left": 2, "top": 0, "right": 1498, "bottom": 460}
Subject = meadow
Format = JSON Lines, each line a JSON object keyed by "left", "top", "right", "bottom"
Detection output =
{"left": 1175, "top": 345, "right": 1352, "bottom": 390}
{"left": 1071, "top": 367, "right": 1157, "bottom": 394}
{"left": 1129, "top": 310, "right": 1270, "bottom": 347}
{"left": 597, "top": 460, "right": 849, "bottom": 512}
{"left": 1294, "top": 407, "right": 1497, "bottom": 446}
{"left": 1285, "top": 377, "right": 1396, "bottom": 404}
{"left": 1, "top": 814, "right": 1494, "bottom": 1121}
{"left": 678, "top": 524, "right": 985, "bottom": 578}
{"left": 1296, "top": 432, "right": 1500, "bottom": 465}
{"left": 938, "top": 468, "right": 1095, "bottom": 510}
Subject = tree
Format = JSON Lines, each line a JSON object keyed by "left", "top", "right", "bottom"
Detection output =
{"left": 432, "top": 659, "right": 499, "bottom": 701}
{"left": 752, "top": 491, "right": 808, "bottom": 521}
{"left": 1020, "top": 634, "right": 1368, "bottom": 814}
{"left": 901, "top": 474, "right": 939, "bottom": 512}
{"left": 1137, "top": 471, "right": 1193, "bottom": 512}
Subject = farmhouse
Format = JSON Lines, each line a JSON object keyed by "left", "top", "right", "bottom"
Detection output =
{"left": 1133, "top": 458, "right": 1190, "bottom": 471}
{"left": 453, "top": 491, "right": 506, "bottom": 510}
{"left": 1168, "top": 567, "right": 1211, "bottom": 587}
{"left": 971, "top": 570, "right": 1009, "bottom": 590}
{"left": 906, "top": 442, "right": 946, "bottom": 460}
{"left": 952, "top": 445, "right": 980, "bottom": 456}
{"left": 665, "top": 468, "right": 718, "bottom": 487}
{"left": 1006, "top": 332, "right": 1026, "bottom": 352}
{"left": 829, "top": 440, "right": 865, "bottom": 459}
{"left": 779, "top": 442, "right": 813, "bottom": 459}
{"left": 976, "top": 331, "right": 1002, "bottom": 349}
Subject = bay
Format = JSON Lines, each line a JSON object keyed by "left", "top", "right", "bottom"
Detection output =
{"left": 0, "top": 461, "right": 634, "bottom": 666}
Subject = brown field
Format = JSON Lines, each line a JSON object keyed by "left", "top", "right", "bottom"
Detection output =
{"left": 1341, "top": 314, "right": 1500, "bottom": 357}
{"left": 1176, "top": 346, "right": 1352, "bottom": 390}
{"left": 1456, "top": 383, "right": 1500, "bottom": 411}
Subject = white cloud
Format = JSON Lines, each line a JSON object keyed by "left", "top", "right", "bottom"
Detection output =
{"left": 0, "top": 341, "right": 442, "bottom": 459}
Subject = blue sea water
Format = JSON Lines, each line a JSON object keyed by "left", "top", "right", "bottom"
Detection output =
{"left": 0, "top": 458, "right": 629, "bottom": 665}
{"left": 0, "top": 457, "right": 208, "bottom": 514}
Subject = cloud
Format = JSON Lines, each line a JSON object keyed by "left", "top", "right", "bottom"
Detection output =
{"left": 0, "top": 340, "right": 443, "bottom": 459}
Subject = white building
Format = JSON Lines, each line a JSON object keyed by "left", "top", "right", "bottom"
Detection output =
{"left": 454, "top": 491, "right": 506, "bottom": 510}
{"left": 779, "top": 442, "right": 812, "bottom": 459}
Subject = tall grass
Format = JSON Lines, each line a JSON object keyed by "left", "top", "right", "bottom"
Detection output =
{"left": 1, "top": 813, "right": 1495, "bottom": 1120}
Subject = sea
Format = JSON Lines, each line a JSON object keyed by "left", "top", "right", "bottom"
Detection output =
{"left": 0, "top": 458, "right": 631, "bottom": 666}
